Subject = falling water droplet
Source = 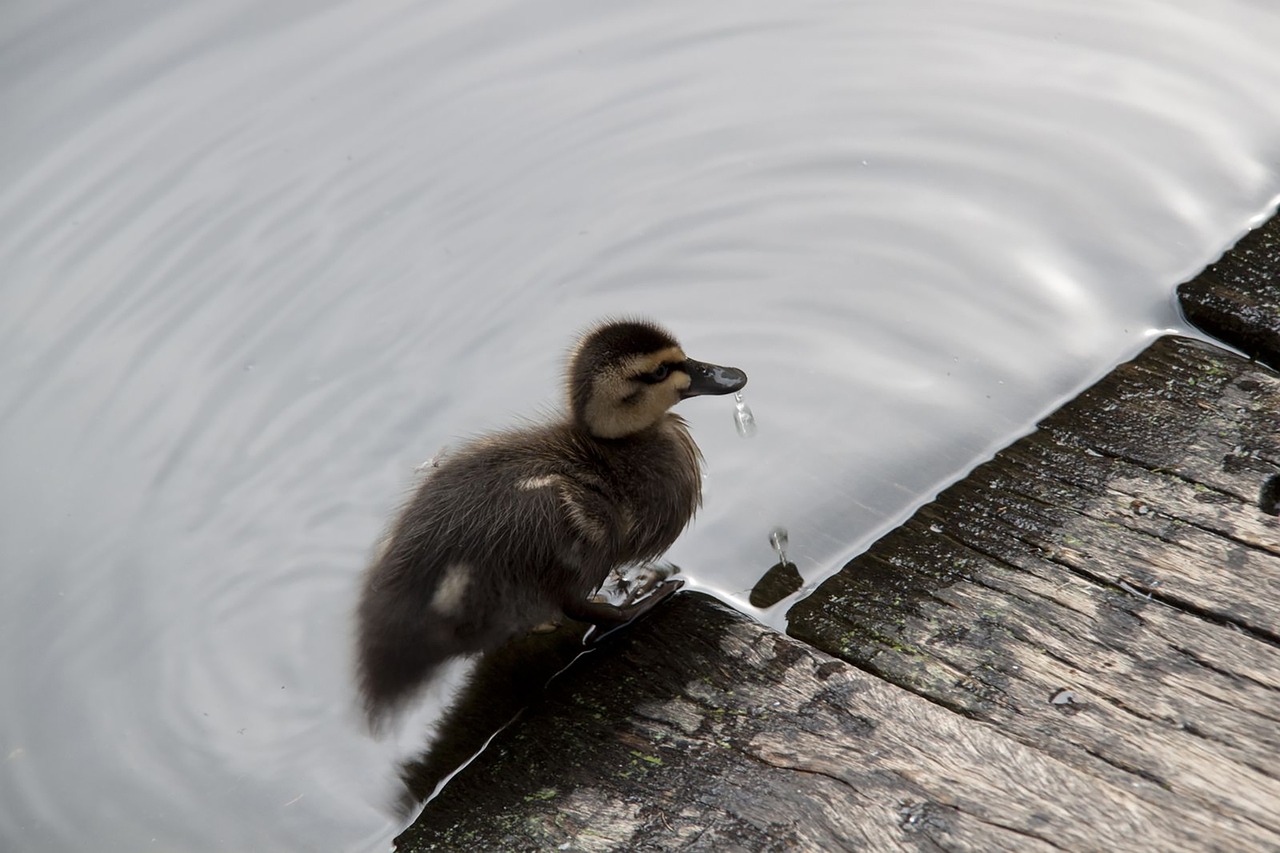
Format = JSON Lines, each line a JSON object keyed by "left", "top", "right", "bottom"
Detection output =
{"left": 768, "top": 527, "right": 789, "bottom": 565}
{"left": 733, "top": 392, "right": 757, "bottom": 438}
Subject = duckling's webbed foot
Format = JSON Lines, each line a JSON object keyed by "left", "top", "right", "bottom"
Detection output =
{"left": 563, "top": 577, "right": 684, "bottom": 627}
{"left": 627, "top": 561, "right": 679, "bottom": 600}
{"left": 593, "top": 562, "right": 678, "bottom": 605}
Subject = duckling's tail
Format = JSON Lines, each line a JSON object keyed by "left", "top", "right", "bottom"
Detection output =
{"left": 355, "top": 575, "right": 449, "bottom": 730}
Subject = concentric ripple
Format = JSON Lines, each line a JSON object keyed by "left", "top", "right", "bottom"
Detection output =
{"left": 2, "top": 0, "right": 1280, "bottom": 849}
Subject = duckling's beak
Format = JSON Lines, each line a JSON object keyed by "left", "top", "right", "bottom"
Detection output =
{"left": 681, "top": 359, "right": 748, "bottom": 398}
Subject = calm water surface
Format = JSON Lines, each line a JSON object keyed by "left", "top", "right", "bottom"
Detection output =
{"left": 3, "top": 0, "right": 1280, "bottom": 849}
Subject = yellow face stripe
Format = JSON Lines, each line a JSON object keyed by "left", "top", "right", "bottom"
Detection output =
{"left": 580, "top": 345, "right": 690, "bottom": 438}
{"left": 615, "top": 346, "right": 686, "bottom": 378}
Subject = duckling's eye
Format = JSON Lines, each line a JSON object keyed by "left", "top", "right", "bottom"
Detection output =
{"left": 636, "top": 363, "right": 672, "bottom": 384}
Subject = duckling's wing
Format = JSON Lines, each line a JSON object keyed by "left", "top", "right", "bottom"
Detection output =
{"left": 504, "top": 467, "right": 628, "bottom": 596}
{"left": 356, "top": 440, "right": 633, "bottom": 724}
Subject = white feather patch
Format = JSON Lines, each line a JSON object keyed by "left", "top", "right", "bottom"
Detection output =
{"left": 430, "top": 563, "right": 470, "bottom": 614}
{"left": 517, "top": 474, "right": 563, "bottom": 491}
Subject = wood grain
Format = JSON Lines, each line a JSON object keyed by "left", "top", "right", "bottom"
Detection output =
{"left": 1178, "top": 211, "right": 1280, "bottom": 370}
{"left": 400, "top": 594, "right": 1259, "bottom": 852}
{"left": 790, "top": 335, "right": 1280, "bottom": 847}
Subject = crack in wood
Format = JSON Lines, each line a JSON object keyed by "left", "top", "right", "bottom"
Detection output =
{"left": 1171, "top": 644, "right": 1280, "bottom": 698}
{"left": 979, "top": 509, "right": 1280, "bottom": 647}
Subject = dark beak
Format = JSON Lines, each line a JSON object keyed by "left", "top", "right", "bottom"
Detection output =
{"left": 681, "top": 359, "right": 748, "bottom": 398}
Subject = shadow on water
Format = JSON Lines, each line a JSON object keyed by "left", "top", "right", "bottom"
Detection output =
{"left": 393, "top": 619, "right": 592, "bottom": 815}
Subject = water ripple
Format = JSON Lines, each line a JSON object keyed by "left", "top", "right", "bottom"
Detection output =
{"left": 3, "top": 0, "right": 1280, "bottom": 850}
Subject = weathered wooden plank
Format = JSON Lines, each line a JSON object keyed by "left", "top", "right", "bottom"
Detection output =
{"left": 1178, "top": 211, "right": 1280, "bottom": 369}
{"left": 397, "top": 594, "right": 1258, "bottom": 852}
{"left": 789, "top": 335, "right": 1280, "bottom": 845}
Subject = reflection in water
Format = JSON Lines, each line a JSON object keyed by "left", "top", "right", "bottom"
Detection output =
{"left": 2, "top": 0, "right": 1280, "bottom": 849}
{"left": 749, "top": 562, "right": 804, "bottom": 610}
{"left": 393, "top": 621, "right": 592, "bottom": 817}
{"left": 749, "top": 528, "right": 800, "bottom": 608}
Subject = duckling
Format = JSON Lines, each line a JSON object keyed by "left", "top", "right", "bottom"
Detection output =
{"left": 355, "top": 319, "right": 747, "bottom": 724}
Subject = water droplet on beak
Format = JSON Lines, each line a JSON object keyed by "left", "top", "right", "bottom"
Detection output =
{"left": 733, "top": 392, "right": 757, "bottom": 438}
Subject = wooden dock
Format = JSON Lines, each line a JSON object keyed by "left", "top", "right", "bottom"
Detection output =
{"left": 396, "top": 214, "right": 1280, "bottom": 851}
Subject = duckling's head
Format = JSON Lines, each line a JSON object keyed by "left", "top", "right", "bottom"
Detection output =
{"left": 568, "top": 320, "right": 748, "bottom": 439}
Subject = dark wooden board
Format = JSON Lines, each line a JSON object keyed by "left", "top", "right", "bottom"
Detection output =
{"left": 789, "top": 335, "right": 1280, "bottom": 848}
{"left": 398, "top": 593, "right": 1259, "bottom": 852}
{"left": 1178, "top": 211, "right": 1280, "bottom": 369}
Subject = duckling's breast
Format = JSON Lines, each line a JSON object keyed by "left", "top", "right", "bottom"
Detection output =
{"left": 592, "top": 414, "right": 702, "bottom": 564}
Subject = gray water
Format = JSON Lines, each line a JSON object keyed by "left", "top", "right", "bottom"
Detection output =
{"left": 3, "top": 0, "right": 1280, "bottom": 849}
